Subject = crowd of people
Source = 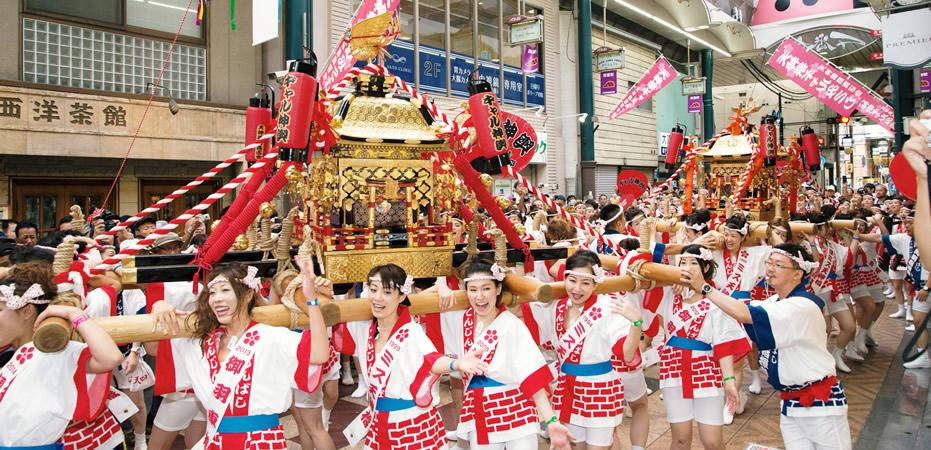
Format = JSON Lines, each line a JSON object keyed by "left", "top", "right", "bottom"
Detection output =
{"left": 0, "top": 114, "right": 929, "bottom": 450}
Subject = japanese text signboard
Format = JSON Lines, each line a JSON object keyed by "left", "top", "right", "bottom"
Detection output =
{"left": 767, "top": 37, "right": 894, "bottom": 133}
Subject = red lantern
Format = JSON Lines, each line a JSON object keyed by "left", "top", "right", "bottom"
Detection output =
{"left": 800, "top": 125, "right": 821, "bottom": 172}
{"left": 664, "top": 124, "right": 684, "bottom": 170}
{"left": 761, "top": 115, "right": 777, "bottom": 167}
{"left": 467, "top": 74, "right": 511, "bottom": 175}
{"left": 275, "top": 57, "right": 318, "bottom": 163}
{"left": 244, "top": 91, "right": 273, "bottom": 163}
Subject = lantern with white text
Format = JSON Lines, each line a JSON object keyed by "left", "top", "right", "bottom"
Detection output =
{"left": 467, "top": 74, "right": 512, "bottom": 175}
{"left": 800, "top": 125, "right": 821, "bottom": 172}
{"left": 664, "top": 124, "right": 684, "bottom": 170}
{"left": 275, "top": 57, "right": 318, "bottom": 163}
{"left": 761, "top": 115, "right": 777, "bottom": 167}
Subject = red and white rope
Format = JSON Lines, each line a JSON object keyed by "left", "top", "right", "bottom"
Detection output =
{"left": 653, "top": 128, "right": 731, "bottom": 192}
{"left": 90, "top": 150, "right": 280, "bottom": 274}
{"left": 504, "top": 166, "right": 623, "bottom": 256}
{"left": 95, "top": 133, "right": 274, "bottom": 240}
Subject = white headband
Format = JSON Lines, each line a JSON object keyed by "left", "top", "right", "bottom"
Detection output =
{"left": 770, "top": 248, "right": 819, "bottom": 273}
{"left": 595, "top": 209, "right": 624, "bottom": 228}
{"left": 207, "top": 265, "right": 262, "bottom": 292}
{"left": 463, "top": 263, "right": 508, "bottom": 284}
{"left": 0, "top": 283, "right": 48, "bottom": 310}
{"left": 680, "top": 247, "right": 714, "bottom": 261}
{"left": 725, "top": 223, "right": 749, "bottom": 235}
{"left": 399, "top": 275, "right": 415, "bottom": 295}
{"left": 565, "top": 265, "right": 608, "bottom": 283}
{"left": 685, "top": 222, "right": 708, "bottom": 231}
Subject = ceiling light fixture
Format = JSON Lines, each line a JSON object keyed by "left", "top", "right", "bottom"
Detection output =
{"left": 613, "top": 0, "right": 732, "bottom": 57}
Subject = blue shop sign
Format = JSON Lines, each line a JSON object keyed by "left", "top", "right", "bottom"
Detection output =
{"left": 503, "top": 66, "right": 525, "bottom": 105}
{"left": 527, "top": 73, "right": 545, "bottom": 106}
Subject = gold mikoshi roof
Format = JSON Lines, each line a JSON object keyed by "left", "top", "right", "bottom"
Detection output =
{"left": 331, "top": 75, "right": 446, "bottom": 146}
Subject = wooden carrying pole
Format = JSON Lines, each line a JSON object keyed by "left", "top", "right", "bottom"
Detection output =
{"left": 32, "top": 261, "right": 679, "bottom": 352}
{"left": 654, "top": 220, "right": 855, "bottom": 240}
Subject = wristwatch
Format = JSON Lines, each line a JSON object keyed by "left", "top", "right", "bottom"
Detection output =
{"left": 701, "top": 283, "right": 713, "bottom": 295}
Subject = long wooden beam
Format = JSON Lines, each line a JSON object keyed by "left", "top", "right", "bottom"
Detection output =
{"left": 33, "top": 261, "right": 677, "bottom": 352}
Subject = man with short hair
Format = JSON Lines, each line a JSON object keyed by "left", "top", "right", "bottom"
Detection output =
{"left": 57, "top": 215, "right": 73, "bottom": 232}
{"left": 875, "top": 184, "right": 888, "bottom": 203}
{"left": 0, "top": 220, "right": 16, "bottom": 239}
{"left": 15, "top": 221, "right": 38, "bottom": 247}
{"left": 598, "top": 194, "right": 609, "bottom": 208}
{"left": 132, "top": 217, "right": 157, "bottom": 238}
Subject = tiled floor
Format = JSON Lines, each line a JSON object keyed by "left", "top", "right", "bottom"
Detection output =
{"left": 169, "top": 303, "right": 916, "bottom": 449}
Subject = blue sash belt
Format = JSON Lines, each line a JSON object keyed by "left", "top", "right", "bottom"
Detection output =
{"left": 374, "top": 397, "right": 417, "bottom": 411}
{"left": 560, "top": 360, "right": 612, "bottom": 376}
{"left": 732, "top": 290, "right": 751, "bottom": 299}
{"left": 467, "top": 375, "right": 505, "bottom": 389}
{"left": 666, "top": 335, "right": 712, "bottom": 351}
{"left": 216, "top": 414, "right": 280, "bottom": 433}
{"left": 0, "top": 444, "right": 63, "bottom": 450}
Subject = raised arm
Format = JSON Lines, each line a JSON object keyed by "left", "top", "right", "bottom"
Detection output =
{"left": 36, "top": 305, "right": 123, "bottom": 373}
{"left": 296, "top": 256, "right": 330, "bottom": 365}
{"left": 903, "top": 111, "right": 931, "bottom": 267}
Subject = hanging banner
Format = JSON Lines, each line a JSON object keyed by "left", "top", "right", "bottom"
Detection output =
{"left": 687, "top": 94, "right": 702, "bottom": 113}
{"left": 600, "top": 71, "right": 617, "bottom": 95}
{"left": 920, "top": 68, "right": 931, "bottom": 94}
{"left": 767, "top": 37, "right": 894, "bottom": 134}
{"left": 318, "top": 0, "right": 400, "bottom": 90}
{"left": 522, "top": 44, "right": 539, "bottom": 74}
{"left": 880, "top": 8, "right": 931, "bottom": 69}
{"left": 607, "top": 56, "right": 676, "bottom": 120}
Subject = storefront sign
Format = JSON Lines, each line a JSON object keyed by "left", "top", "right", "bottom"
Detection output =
{"left": 920, "top": 68, "right": 931, "bottom": 94}
{"left": 600, "top": 71, "right": 617, "bottom": 95}
{"left": 522, "top": 44, "right": 539, "bottom": 74}
{"left": 687, "top": 95, "right": 702, "bottom": 113}
{"left": 880, "top": 8, "right": 931, "bottom": 69}
{"left": 508, "top": 16, "right": 544, "bottom": 46}
{"left": 594, "top": 48, "right": 625, "bottom": 72}
{"left": 681, "top": 77, "right": 706, "bottom": 96}
{"left": 768, "top": 37, "right": 894, "bottom": 133}
{"left": 608, "top": 56, "right": 676, "bottom": 120}
{"left": 319, "top": 0, "right": 400, "bottom": 90}
{"left": 530, "top": 132, "right": 547, "bottom": 164}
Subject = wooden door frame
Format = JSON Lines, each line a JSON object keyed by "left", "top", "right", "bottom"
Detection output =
{"left": 11, "top": 177, "right": 116, "bottom": 235}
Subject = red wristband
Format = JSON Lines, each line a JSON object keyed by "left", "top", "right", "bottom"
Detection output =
{"left": 71, "top": 313, "right": 91, "bottom": 329}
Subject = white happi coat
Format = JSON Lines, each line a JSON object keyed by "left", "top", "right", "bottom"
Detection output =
{"left": 0, "top": 342, "right": 110, "bottom": 447}
{"left": 655, "top": 286, "right": 751, "bottom": 399}
{"left": 811, "top": 238, "right": 851, "bottom": 301}
{"left": 157, "top": 323, "right": 322, "bottom": 449}
{"left": 525, "top": 293, "right": 639, "bottom": 428}
{"left": 442, "top": 308, "right": 553, "bottom": 444}
{"left": 712, "top": 245, "right": 770, "bottom": 301}
{"left": 745, "top": 286, "right": 847, "bottom": 417}
{"left": 338, "top": 307, "right": 447, "bottom": 450}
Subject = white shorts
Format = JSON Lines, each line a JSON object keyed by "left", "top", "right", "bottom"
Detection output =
{"left": 467, "top": 432, "right": 538, "bottom": 449}
{"left": 566, "top": 423, "right": 614, "bottom": 446}
{"left": 619, "top": 369, "right": 648, "bottom": 402}
{"left": 153, "top": 393, "right": 206, "bottom": 432}
{"left": 889, "top": 269, "right": 907, "bottom": 280}
{"left": 822, "top": 294, "right": 850, "bottom": 315}
{"left": 912, "top": 294, "right": 931, "bottom": 314}
{"left": 779, "top": 413, "right": 851, "bottom": 450}
{"left": 850, "top": 285, "right": 885, "bottom": 303}
{"left": 293, "top": 388, "right": 323, "bottom": 409}
{"left": 661, "top": 386, "right": 724, "bottom": 426}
